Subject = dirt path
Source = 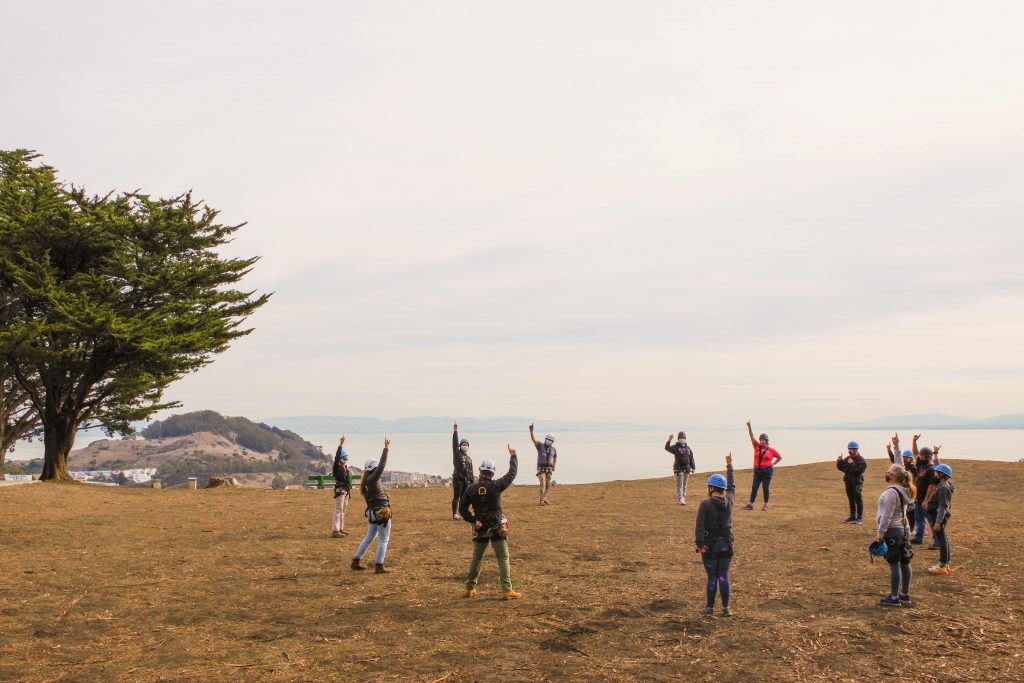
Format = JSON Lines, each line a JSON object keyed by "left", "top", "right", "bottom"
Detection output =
{"left": 1, "top": 458, "right": 1021, "bottom": 681}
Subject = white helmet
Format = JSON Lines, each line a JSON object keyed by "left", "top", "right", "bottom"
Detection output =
{"left": 363, "top": 459, "right": 379, "bottom": 471}
{"left": 479, "top": 459, "right": 496, "bottom": 473}
{"left": 544, "top": 434, "right": 555, "bottom": 443}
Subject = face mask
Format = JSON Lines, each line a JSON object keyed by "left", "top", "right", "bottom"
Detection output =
{"left": 460, "top": 445, "right": 469, "bottom": 453}
{"left": 678, "top": 439, "right": 687, "bottom": 446}
{"left": 544, "top": 439, "right": 554, "bottom": 446}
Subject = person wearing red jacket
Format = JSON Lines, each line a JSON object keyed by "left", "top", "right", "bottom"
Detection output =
{"left": 742, "top": 420, "right": 782, "bottom": 511}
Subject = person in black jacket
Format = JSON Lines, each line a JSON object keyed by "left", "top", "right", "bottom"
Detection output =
{"left": 459, "top": 445, "right": 520, "bottom": 600}
{"left": 837, "top": 441, "right": 867, "bottom": 524}
{"left": 331, "top": 436, "right": 352, "bottom": 538}
{"left": 665, "top": 431, "right": 696, "bottom": 505}
{"left": 451, "top": 423, "right": 474, "bottom": 520}
{"left": 352, "top": 438, "right": 392, "bottom": 574}
{"left": 695, "top": 452, "right": 735, "bottom": 617}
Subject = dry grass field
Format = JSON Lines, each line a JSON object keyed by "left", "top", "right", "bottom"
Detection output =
{"left": 2, "top": 458, "right": 1022, "bottom": 682}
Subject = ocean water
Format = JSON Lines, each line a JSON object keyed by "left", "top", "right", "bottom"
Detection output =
{"left": 12, "top": 428, "right": 1022, "bottom": 484}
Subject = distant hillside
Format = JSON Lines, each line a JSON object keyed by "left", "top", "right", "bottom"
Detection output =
{"left": 263, "top": 415, "right": 659, "bottom": 434}
{"left": 61, "top": 411, "right": 334, "bottom": 488}
{"left": 811, "top": 413, "right": 1024, "bottom": 430}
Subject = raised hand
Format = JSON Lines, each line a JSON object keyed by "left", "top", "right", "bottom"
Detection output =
{"left": 453, "top": 422, "right": 458, "bottom": 431}
{"left": 529, "top": 423, "right": 534, "bottom": 432}
{"left": 384, "top": 437, "right": 391, "bottom": 448}
{"left": 913, "top": 433, "right": 921, "bottom": 443}
{"left": 934, "top": 444, "right": 942, "bottom": 454}
{"left": 725, "top": 452, "right": 732, "bottom": 466}
{"left": 339, "top": 435, "right": 346, "bottom": 445}
{"left": 508, "top": 444, "right": 517, "bottom": 457}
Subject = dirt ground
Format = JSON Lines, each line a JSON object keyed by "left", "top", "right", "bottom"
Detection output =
{"left": 2, "top": 458, "right": 1022, "bottom": 682}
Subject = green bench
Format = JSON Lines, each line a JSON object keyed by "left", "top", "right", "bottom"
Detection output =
{"left": 308, "top": 474, "right": 361, "bottom": 490}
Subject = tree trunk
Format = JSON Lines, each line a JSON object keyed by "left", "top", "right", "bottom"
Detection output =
{"left": 40, "top": 413, "right": 76, "bottom": 481}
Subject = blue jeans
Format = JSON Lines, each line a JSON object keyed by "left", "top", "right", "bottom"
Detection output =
{"left": 912, "top": 502, "right": 936, "bottom": 544}
{"left": 749, "top": 467, "right": 773, "bottom": 504}
{"left": 702, "top": 546, "right": 733, "bottom": 609}
{"left": 355, "top": 512, "right": 392, "bottom": 565}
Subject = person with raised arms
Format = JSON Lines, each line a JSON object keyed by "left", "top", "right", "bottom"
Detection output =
{"left": 351, "top": 437, "right": 393, "bottom": 574}
{"left": 331, "top": 435, "right": 352, "bottom": 537}
{"left": 742, "top": 420, "right": 782, "bottom": 511}
{"left": 459, "top": 445, "right": 521, "bottom": 600}
{"left": 887, "top": 433, "right": 917, "bottom": 528}
{"left": 665, "top": 431, "right": 696, "bottom": 505}
{"left": 695, "top": 452, "right": 736, "bottom": 617}
{"left": 451, "top": 423, "right": 474, "bottom": 520}
{"left": 530, "top": 423, "right": 557, "bottom": 506}
{"left": 910, "top": 435, "right": 939, "bottom": 547}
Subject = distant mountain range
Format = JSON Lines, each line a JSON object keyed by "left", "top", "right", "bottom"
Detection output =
{"left": 262, "top": 413, "right": 1024, "bottom": 433}
{"left": 261, "top": 415, "right": 659, "bottom": 434}
{"left": 808, "top": 414, "right": 1024, "bottom": 430}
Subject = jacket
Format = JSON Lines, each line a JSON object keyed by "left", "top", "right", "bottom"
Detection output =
{"left": 695, "top": 465, "right": 735, "bottom": 547}
{"left": 876, "top": 484, "right": 911, "bottom": 536}
{"left": 360, "top": 447, "right": 390, "bottom": 509}
{"left": 459, "top": 455, "right": 518, "bottom": 528}
{"left": 332, "top": 447, "right": 352, "bottom": 498}
{"left": 665, "top": 439, "right": 696, "bottom": 474}
{"left": 451, "top": 429, "right": 474, "bottom": 481}
{"left": 837, "top": 454, "right": 867, "bottom": 485}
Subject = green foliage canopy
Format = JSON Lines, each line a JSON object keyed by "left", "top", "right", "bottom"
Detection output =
{"left": 0, "top": 150, "right": 270, "bottom": 480}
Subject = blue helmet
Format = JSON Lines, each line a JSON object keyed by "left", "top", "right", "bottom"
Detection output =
{"left": 847, "top": 441, "right": 859, "bottom": 450}
{"left": 338, "top": 449, "right": 348, "bottom": 460}
{"left": 868, "top": 540, "right": 889, "bottom": 557}
{"left": 902, "top": 450, "right": 913, "bottom": 459}
{"left": 934, "top": 464, "right": 953, "bottom": 478}
{"left": 706, "top": 473, "right": 728, "bottom": 490}
{"left": 459, "top": 439, "right": 470, "bottom": 446}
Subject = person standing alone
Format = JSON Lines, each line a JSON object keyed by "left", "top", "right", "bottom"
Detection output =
{"left": 530, "top": 424, "right": 557, "bottom": 505}
{"left": 665, "top": 431, "right": 696, "bottom": 505}
{"left": 451, "top": 423, "right": 474, "bottom": 520}
{"left": 837, "top": 441, "right": 867, "bottom": 524}
{"left": 331, "top": 436, "right": 352, "bottom": 537}
{"left": 743, "top": 421, "right": 782, "bottom": 511}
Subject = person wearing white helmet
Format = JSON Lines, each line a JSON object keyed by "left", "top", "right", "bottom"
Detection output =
{"left": 529, "top": 423, "right": 557, "bottom": 506}
{"left": 450, "top": 422, "right": 474, "bottom": 520}
{"left": 459, "top": 445, "right": 520, "bottom": 599}
{"left": 351, "top": 437, "right": 393, "bottom": 574}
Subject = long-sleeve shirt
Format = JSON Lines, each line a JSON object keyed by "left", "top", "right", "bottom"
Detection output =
{"left": 360, "top": 447, "right": 389, "bottom": 508}
{"left": 928, "top": 481, "right": 955, "bottom": 523}
{"left": 459, "top": 455, "right": 518, "bottom": 525}
{"left": 695, "top": 465, "right": 735, "bottom": 547}
{"left": 332, "top": 448, "right": 351, "bottom": 496}
{"left": 836, "top": 455, "right": 867, "bottom": 484}
{"left": 876, "top": 485, "right": 911, "bottom": 536}
{"left": 665, "top": 439, "right": 696, "bottom": 474}
{"left": 451, "top": 429, "right": 474, "bottom": 481}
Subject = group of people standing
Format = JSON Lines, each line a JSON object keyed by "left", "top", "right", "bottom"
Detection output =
{"left": 327, "top": 420, "right": 960, "bottom": 612}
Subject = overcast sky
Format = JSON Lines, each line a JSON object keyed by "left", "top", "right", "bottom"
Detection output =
{"left": 2, "top": 1, "right": 1022, "bottom": 427}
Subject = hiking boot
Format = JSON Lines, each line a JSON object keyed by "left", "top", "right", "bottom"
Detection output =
{"left": 928, "top": 564, "right": 952, "bottom": 575}
{"left": 341, "top": 530, "right": 349, "bottom": 536}
{"left": 332, "top": 530, "right": 344, "bottom": 538}
{"left": 351, "top": 558, "right": 365, "bottom": 571}
{"left": 701, "top": 607, "right": 715, "bottom": 617}
{"left": 502, "top": 591, "right": 522, "bottom": 600}
{"left": 374, "top": 563, "right": 388, "bottom": 574}
{"left": 722, "top": 607, "right": 733, "bottom": 617}
{"left": 465, "top": 588, "right": 477, "bottom": 598}
{"left": 898, "top": 593, "right": 913, "bottom": 606}
{"left": 761, "top": 503, "right": 769, "bottom": 511}
{"left": 742, "top": 503, "right": 754, "bottom": 511}
{"left": 879, "top": 595, "right": 902, "bottom": 607}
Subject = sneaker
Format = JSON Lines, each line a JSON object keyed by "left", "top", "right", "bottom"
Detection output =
{"left": 502, "top": 591, "right": 522, "bottom": 600}
{"left": 465, "top": 588, "right": 477, "bottom": 598}
{"left": 680, "top": 498, "right": 686, "bottom": 506}
{"left": 701, "top": 607, "right": 715, "bottom": 617}
{"left": 898, "top": 593, "right": 913, "bottom": 606}
{"left": 742, "top": 503, "right": 754, "bottom": 510}
{"left": 879, "top": 595, "right": 902, "bottom": 607}
{"left": 722, "top": 607, "right": 733, "bottom": 617}
{"left": 331, "top": 530, "right": 343, "bottom": 538}
{"left": 843, "top": 517, "right": 857, "bottom": 524}
{"left": 854, "top": 517, "right": 863, "bottom": 525}
{"left": 452, "top": 514, "right": 463, "bottom": 521}
{"left": 761, "top": 503, "right": 769, "bottom": 511}
{"left": 341, "top": 530, "right": 349, "bottom": 536}
{"left": 910, "top": 538, "right": 923, "bottom": 545}
{"left": 928, "top": 564, "right": 952, "bottom": 575}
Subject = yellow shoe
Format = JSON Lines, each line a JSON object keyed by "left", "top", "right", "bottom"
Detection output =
{"left": 502, "top": 591, "right": 522, "bottom": 600}
{"left": 465, "top": 588, "right": 477, "bottom": 597}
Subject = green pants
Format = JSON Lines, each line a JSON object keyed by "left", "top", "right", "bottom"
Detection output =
{"left": 466, "top": 537, "right": 512, "bottom": 592}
